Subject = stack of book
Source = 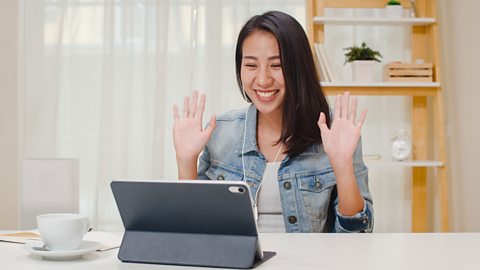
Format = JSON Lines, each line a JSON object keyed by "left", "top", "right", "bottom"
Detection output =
{"left": 314, "top": 43, "right": 336, "bottom": 82}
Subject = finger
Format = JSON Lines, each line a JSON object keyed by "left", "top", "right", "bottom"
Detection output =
{"left": 340, "top": 91, "right": 350, "bottom": 118}
{"left": 349, "top": 96, "right": 358, "bottom": 122}
{"left": 182, "top": 96, "right": 190, "bottom": 118}
{"left": 204, "top": 115, "right": 217, "bottom": 138}
{"left": 196, "top": 94, "right": 206, "bottom": 120}
{"left": 173, "top": 105, "right": 180, "bottom": 122}
{"left": 317, "top": 112, "right": 329, "bottom": 134}
{"left": 189, "top": 91, "right": 199, "bottom": 118}
{"left": 334, "top": 94, "right": 341, "bottom": 119}
{"left": 357, "top": 109, "right": 367, "bottom": 129}
{"left": 317, "top": 111, "right": 326, "bottom": 125}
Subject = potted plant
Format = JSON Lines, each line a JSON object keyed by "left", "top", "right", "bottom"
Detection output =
{"left": 343, "top": 42, "right": 382, "bottom": 82}
{"left": 386, "top": 0, "right": 403, "bottom": 18}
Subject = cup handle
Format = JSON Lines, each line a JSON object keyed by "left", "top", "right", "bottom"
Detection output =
{"left": 83, "top": 218, "right": 90, "bottom": 235}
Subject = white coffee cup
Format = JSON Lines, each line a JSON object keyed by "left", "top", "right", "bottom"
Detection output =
{"left": 37, "top": 213, "right": 89, "bottom": 251}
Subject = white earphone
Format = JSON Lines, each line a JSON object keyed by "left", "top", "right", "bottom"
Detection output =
{"left": 241, "top": 87, "right": 248, "bottom": 182}
{"left": 241, "top": 88, "right": 258, "bottom": 220}
{"left": 241, "top": 87, "right": 283, "bottom": 222}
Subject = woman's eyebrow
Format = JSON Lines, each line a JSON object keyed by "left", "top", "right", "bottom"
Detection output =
{"left": 243, "top": 55, "right": 280, "bottom": 60}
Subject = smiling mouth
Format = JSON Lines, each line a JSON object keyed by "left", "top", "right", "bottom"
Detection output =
{"left": 254, "top": 89, "right": 279, "bottom": 98}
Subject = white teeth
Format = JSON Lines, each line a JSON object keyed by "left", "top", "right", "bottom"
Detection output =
{"left": 256, "top": 91, "right": 276, "bottom": 98}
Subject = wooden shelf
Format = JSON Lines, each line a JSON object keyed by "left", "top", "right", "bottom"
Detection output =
{"left": 307, "top": 0, "right": 449, "bottom": 232}
{"left": 365, "top": 160, "right": 444, "bottom": 167}
{"left": 321, "top": 82, "right": 440, "bottom": 87}
{"left": 313, "top": 17, "right": 436, "bottom": 26}
{"left": 320, "top": 82, "right": 440, "bottom": 96}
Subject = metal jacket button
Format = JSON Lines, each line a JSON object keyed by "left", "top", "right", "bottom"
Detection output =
{"left": 288, "top": 215, "right": 297, "bottom": 224}
{"left": 217, "top": 175, "right": 225, "bottom": 180}
{"left": 314, "top": 181, "right": 322, "bottom": 189}
{"left": 283, "top": 181, "right": 291, "bottom": 190}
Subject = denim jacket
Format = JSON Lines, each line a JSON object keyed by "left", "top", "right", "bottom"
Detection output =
{"left": 198, "top": 104, "right": 373, "bottom": 233}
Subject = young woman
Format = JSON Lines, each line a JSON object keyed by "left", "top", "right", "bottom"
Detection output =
{"left": 173, "top": 11, "right": 373, "bottom": 233}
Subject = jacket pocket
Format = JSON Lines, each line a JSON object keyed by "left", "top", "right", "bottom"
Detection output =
{"left": 296, "top": 171, "right": 336, "bottom": 219}
{"left": 205, "top": 164, "right": 243, "bottom": 181}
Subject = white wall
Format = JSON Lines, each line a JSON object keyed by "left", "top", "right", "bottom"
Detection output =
{"left": 0, "top": 0, "right": 18, "bottom": 229}
{"left": 439, "top": 0, "right": 480, "bottom": 232}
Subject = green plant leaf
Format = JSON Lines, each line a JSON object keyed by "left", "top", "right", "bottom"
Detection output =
{"left": 343, "top": 42, "right": 383, "bottom": 64}
{"left": 387, "top": 0, "right": 401, "bottom": 5}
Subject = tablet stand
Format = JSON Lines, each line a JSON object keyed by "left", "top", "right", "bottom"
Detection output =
{"left": 119, "top": 231, "right": 268, "bottom": 269}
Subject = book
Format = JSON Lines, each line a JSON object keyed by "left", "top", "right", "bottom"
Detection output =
{"left": 317, "top": 43, "right": 336, "bottom": 82}
{"left": 314, "top": 43, "right": 330, "bottom": 82}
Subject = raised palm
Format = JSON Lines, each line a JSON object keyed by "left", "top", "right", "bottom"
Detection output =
{"left": 317, "top": 92, "right": 366, "bottom": 164}
{"left": 173, "top": 91, "right": 216, "bottom": 162}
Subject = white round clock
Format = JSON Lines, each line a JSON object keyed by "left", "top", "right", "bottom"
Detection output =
{"left": 391, "top": 129, "right": 412, "bottom": 161}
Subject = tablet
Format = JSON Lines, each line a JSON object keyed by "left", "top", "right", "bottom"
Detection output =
{"left": 110, "top": 179, "right": 275, "bottom": 269}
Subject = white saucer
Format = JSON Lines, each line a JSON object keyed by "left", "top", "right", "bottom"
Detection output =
{"left": 24, "top": 240, "right": 101, "bottom": 260}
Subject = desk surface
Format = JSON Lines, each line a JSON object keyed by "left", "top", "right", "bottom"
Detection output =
{"left": 1, "top": 233, "right": 479, "bottom": 270}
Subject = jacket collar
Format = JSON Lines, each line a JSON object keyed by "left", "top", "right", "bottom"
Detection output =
{"left": 236, "top": 104, "right": 258, "bottom": 156}
{"left": 235, "top": 104, "right": 323, "bottom": 157}
{"left": 299, "top": 143, "right": 322, "bottom": 156}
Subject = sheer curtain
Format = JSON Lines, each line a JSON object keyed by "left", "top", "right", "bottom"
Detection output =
{"left": 21, "top": 0, "right": 306, "bottom": 230}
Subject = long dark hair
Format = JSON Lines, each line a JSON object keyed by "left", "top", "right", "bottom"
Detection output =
{"left": 235, "top": 11, "right": 331, "bottom": 158}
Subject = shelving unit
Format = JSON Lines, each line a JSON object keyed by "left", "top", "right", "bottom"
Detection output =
{"left": 313, "top": 17, "right": 436, "bottom": 25}
{"left": 321, "top": 82, "right": 440, "bottom": 96}
{"left": 306, "top": 0, "right": 449, "bottom": 232}
{"left": 365, "top": 160, "right": 443, "bottom": 167}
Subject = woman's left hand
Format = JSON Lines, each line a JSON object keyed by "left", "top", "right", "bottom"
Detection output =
{"left": 317, "top": 92, "right": 366, "bottom": 166}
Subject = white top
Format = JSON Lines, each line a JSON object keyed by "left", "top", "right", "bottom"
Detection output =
{"left": 257, "top": 162, "right": 286, "bottom": 233}
{"left": 2, "top": 232, "right": 480, "bottom": 270}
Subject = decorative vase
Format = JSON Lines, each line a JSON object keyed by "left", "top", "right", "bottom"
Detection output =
{"left": 351, "top": 60, "right": 376, "bottom": 82}
{"left": 391, "top": 129, "right": 412, "bottom": 161}
{"left": 385, "top": 5, "right": 403, "bottom": 18}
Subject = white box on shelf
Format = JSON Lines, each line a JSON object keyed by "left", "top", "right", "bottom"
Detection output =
{"left": 385, "top": 5, "right": 403, "bottom": 18}
{"left": 351, "top": 60, "right": 376, "bottom": 82}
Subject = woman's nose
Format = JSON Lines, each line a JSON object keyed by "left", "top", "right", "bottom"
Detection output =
{"left": 257, "top": 67, "right": 273, "bottom": 86}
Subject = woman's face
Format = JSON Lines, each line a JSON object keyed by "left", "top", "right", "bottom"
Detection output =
{"left": 240, "top": 30, "right": 285, "bottom": 116}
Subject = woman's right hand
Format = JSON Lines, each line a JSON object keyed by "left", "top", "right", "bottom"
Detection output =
{"left": 173, "top": 91, "right": 216, "bottom": 166}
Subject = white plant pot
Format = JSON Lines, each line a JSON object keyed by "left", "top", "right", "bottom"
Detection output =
{"left": 385, "top": 5, "right": 403, "bottom": 18}
{"left": 351, "top": 61, "right": 376, "bottom": 82}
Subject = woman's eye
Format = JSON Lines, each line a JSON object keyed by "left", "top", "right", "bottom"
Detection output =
{"left": 245, "top": 64, "right": 257, "bottom": 68}
{"left": 271, "top": 64, "right": 282, "bottom": 68}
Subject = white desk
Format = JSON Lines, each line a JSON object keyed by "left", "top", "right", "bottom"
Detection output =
{"left": 1, "top": 233, "right": 479, "bottom": 270}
